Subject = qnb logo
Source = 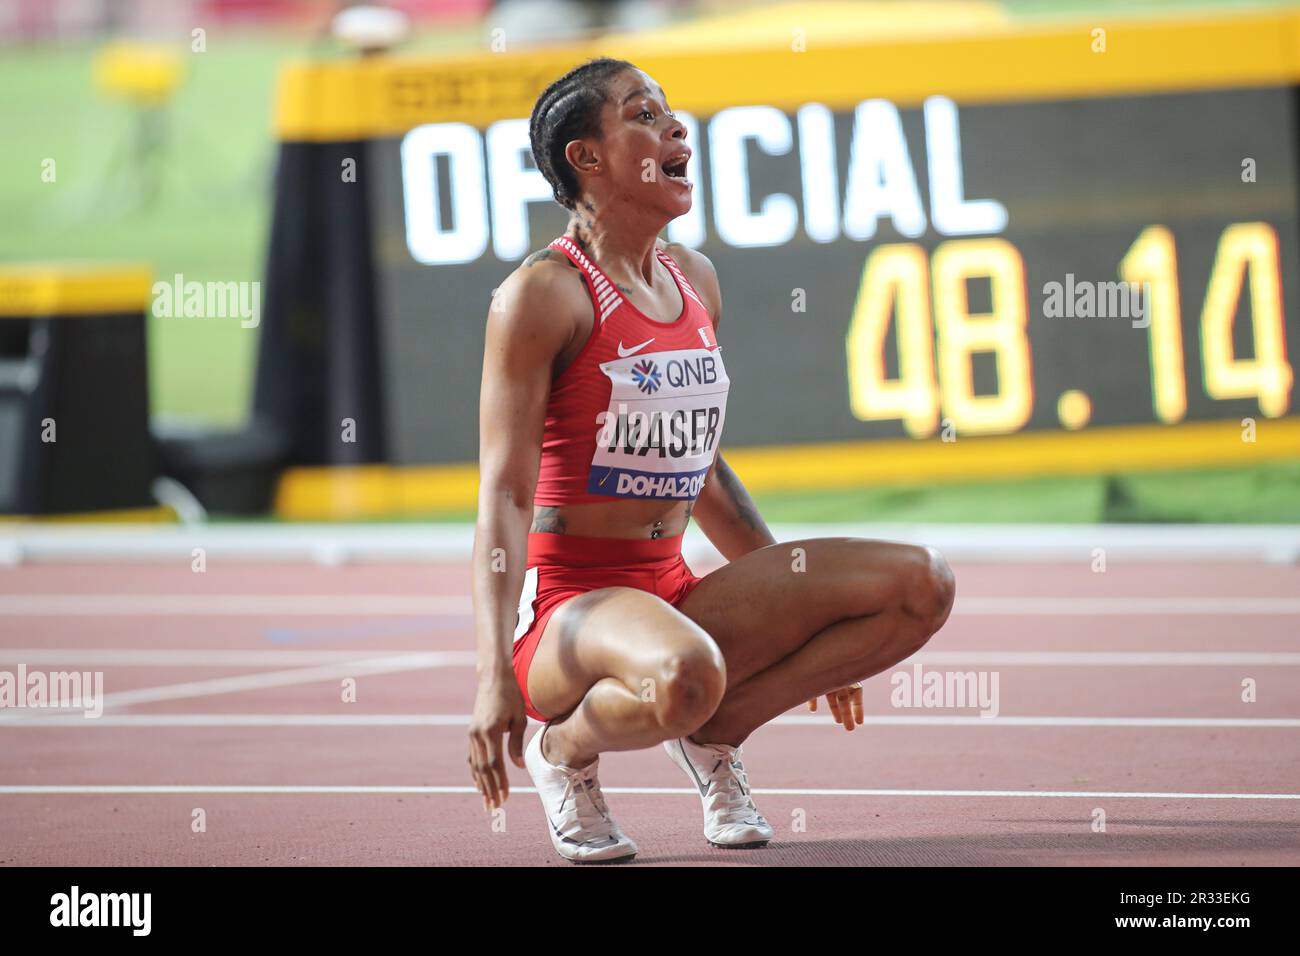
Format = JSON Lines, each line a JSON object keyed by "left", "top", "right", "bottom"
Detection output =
{"left": 631, "top": 359, "right": 661, "bottom": 394}
{"left": 50, "top": 886, "right": 151, "bottom": 936}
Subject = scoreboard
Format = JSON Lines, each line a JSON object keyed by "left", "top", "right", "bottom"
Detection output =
{"left": 261, "top": 7, "right": 1300, "bottom": 515}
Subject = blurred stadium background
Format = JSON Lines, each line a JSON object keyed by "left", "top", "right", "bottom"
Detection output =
{"left": 2, "top": 0, "right": 1298, "bottom": 530}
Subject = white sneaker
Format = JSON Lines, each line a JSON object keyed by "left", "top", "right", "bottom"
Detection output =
{"left": 664, "top": 736, "right": 774, "bottom": 848}
{"left": 525, "top": 724, "right": 638, "bottom": 863}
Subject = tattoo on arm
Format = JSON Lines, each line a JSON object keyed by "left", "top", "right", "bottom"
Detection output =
{"left": 522, "top": 249, "right": 556, "bottom": 267}
{"left": 714, "top": 457, "right": 765, "bottom": 532}
{"left": 530, "top": 507, "right": 567, "bottom": 534}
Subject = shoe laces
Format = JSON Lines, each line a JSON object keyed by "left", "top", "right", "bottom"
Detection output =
{"left": 556, "top": 760, "right": 614, "bottom": 839}
{"left": 699, "top": 743, "right": 763, "bottom": 825}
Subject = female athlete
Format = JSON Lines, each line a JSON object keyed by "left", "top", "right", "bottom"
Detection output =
{"left": 469, "top": 57, "right": 955, "bottom": 863}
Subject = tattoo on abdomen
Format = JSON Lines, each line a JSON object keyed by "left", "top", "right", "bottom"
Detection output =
{"left": 531, "top": 507, "right": 567, "bottom": 534}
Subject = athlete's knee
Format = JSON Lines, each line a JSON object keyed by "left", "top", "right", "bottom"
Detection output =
{"left": 651, "top": 641, "right": 726, "bottom": 733}
{"left": 890, "top": 544, "right": 955, "bottom": 636}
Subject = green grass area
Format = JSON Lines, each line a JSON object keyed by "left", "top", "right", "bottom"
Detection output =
{"left": 0, "top": 36, "right": 288, "bottom": 425}
{"left": 228, "top": 458, "right": 1295, "bottom": 524}
{"left": 0, "top": 27, "right": 481, "bottom": 425}
{"left": 750, "top": 459, "right": 1300, "bottom": 524}
{"left": 3, "top": 7, "right": 1297, "bottom": 523}
{"left": 1002, "top": 0, "right": 1300, "bottom": 17}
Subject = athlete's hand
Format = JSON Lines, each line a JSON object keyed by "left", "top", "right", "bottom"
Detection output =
{"left": 808, "top": 683, "right": 864, "bottom": 731}
{"left": 468, "top": 676, "right": 528, "bottom": 811}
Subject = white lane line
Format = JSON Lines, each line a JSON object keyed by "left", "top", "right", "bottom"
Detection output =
{"left": 2, "top": 713, "right": 1296, "bottom": 728}
{"left": 0, "top": 785, "right": 1296, "bottom": 800}
{"left": 5, "top": 521, "right": 1299, "bottom": 563}
{"left": 0, "top": 649, "right": 418, "bottom": 667}
{"left": 0, "top": 594, "right": 1296, "bottom": 616}
{"left": 1, "top": 714, "right": 473, "bottom": 727}
{"left": 915, "top": 651, "right": 1300, "bottom": 666}
{"left": 0, "top": 652, "right": 476, "bottom": 720}
{"left": 2, "top": 649, "right": 1297, "bottom": 668}
{"left": 0, "top": 595, "right": 469, "bottom": 616}
{"left": 1, "top": 595, "right": 1297, "bottom": 616}
{"left": 772, "top": 715, "right": 1300, "bottom": 727}
{"left": 956, "top": 597, "right": 1300, "bottom": 615}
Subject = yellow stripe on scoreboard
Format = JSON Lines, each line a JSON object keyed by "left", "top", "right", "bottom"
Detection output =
{"left": 275, "top": 6, "right": 1300, "bottom": 141}
{"left": 0, "top": 264, "right": 154, "bottom": 317}
{"left": 273, "top": 416, "right": 1300, "bottom": 519}
{"left": 0, "top": 506, "right": 178, "bottom": 525}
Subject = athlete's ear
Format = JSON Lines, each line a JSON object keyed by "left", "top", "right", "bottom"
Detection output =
{"left": 564, "top": 139, "right": 601, "bottom": 178}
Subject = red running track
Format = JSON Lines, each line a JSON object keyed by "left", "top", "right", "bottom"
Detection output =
{"left": 0, "top": 558, "right": 1298, "bottom": 866}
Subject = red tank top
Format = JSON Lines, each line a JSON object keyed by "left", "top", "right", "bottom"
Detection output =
{"left": 533, "top": 236, "right": 730, "bottom": 506}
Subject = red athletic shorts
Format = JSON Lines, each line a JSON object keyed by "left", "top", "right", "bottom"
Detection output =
{"left": 511, "top": 531, "right": 704, "bottom": 722}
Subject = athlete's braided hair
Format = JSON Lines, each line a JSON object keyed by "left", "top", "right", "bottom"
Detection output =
{"left": 530, "top": 57, "right": 637, "bottom": 211}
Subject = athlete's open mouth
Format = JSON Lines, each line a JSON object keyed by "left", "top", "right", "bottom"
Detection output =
{"left": 662, "top": 152, "right": 690, "bottom": 180}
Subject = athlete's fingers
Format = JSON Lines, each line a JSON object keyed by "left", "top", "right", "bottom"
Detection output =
{"left": 491, "top": 731, "right": 510, "bottom": 805}
{"left": 468, "top": 734, "right": 491, "bottom": 810}
{"left": 473, "top": 731, "right": 502, "bottom": 810}
{"left": 480, "top": 732, "right": 506, "bottom": 809}
{"left": 807, "top": 697, "right": 818, "bottom": 712}
{"left": 826, "top": 692, "right": 842, "bottom": 724}
{"left": 851, "top": 685, "right": 865, "bottom": 724}
{"left": 507, "top": 718, "right": 527, "bottom": 770}
{"left": 836, "top": 691, "right": 853, "bottom": 730}
{"left": 490, "top": 728, "right": 514, "bottom": 805}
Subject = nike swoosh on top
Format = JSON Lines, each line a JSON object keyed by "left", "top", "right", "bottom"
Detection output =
{"left": 617, "top": 338, "right": 655, "bottom": 357}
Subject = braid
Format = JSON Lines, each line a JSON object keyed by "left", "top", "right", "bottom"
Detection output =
{"left": 529, "top": 57, "right": 636, "bottom": 210}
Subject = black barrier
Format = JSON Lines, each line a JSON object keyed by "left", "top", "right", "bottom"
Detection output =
{"left": 254, "top": 140, "right": 388, "bottom": 468}
{"left": 0, "top": 309, "right": 155, "bottom": 516}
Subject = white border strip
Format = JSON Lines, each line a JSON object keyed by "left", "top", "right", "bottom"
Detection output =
{"left": 1, "top": 595, "right": 1295, "bottom": 616}
{"left": 0, "top": 649, "right": 418, "bottom": 666}
{"left": 0, "top": 652, "right": 474, "bottom": 719}
{"left": 1, "top": 523, "right": 1298, "bottom": 564}
{"left": 3, "top": 650, "right": 1296, "bottom": 667}
{"left": 0, "top": 595, "right": 469, "bottom": 615}
{"left": 2, "top": 713, "right": 1295, "bottom": 728}
{"left": 0, "top": 784, "right": 1295, "bottom": 800}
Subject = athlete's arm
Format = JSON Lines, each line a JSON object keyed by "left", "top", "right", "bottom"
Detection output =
{"left": 694, "top": 454, "right": 775, "bottom": 560}
{"left": 469, "top": 253, "right": 585, "bottom": 810}
{"left": 663, "top": 242, "right": 777, "bottom": 561}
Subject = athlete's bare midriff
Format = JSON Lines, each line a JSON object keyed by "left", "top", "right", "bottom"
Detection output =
{"left": 529, "top": 235, "right": 704, "bottom": 541}
{"left": 530, "top": 498, "right": 693, "bottom": 540}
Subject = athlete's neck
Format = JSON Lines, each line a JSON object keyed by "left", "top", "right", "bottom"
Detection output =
{"left": 565, "top": 201, "right": 664, "bottom": 288}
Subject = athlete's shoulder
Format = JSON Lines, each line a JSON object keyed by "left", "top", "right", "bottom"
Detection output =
{"left": 513, "top": 245, "right": 583, "bottom": 282}
{"left": 657, "top": 239, "right": 721, "bottom": 326}
{"left": 496, "top": 247, "right": 586, "bottom": 308}
{"left": 488, "top": 246, "right": 589, "bottom": 344}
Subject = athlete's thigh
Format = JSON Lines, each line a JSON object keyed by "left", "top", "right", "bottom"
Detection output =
{"left": 675, "top": 536, "right": 930, "bottom": 685}
{"left": 527, "top": 585, "right": 720, "bottom": 721}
